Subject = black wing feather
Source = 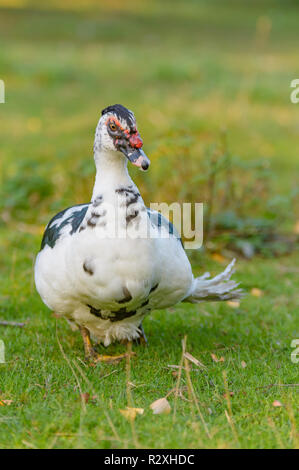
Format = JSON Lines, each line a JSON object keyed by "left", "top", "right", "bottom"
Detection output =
{"left": 40, "top": 203, "right": 90, "bottom": 250}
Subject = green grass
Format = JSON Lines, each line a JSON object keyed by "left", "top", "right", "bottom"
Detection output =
{"left": 0, "top": 0, "right": 298, "bottom": 449}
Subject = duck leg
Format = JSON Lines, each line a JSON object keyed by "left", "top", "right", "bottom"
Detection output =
{"left": 79, "top": 325, "right": 133, "bottom": 364}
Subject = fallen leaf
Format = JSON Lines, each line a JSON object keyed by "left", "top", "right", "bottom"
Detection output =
{"left": 119, "top": 407, "right": 144, "bottom": 421}
{"left": 211, "top": 253, "right": 226, "bottom": 264}
{"left": 226, "top": 300, "right": 240, "bottom": 308}
{"left": 0, "top": 399, "right": 13, "bottom": 406}
{"left": 211, "top": 353, "right": 225, "bottom": 363}
{"left": 184, "top": 352, "right": 207, "bottom": 370}
{"left": 251, "top": 288, "right": 263, "bottom": 297}
{"left": 80, "top": 393, "right": 90, "bottom": 404}
{"left": 150, "top": 397, "right": 171, "bottom": 415}
{"left": 1, "top": 399, "right": 13, "bottom": 406}
{"left": 241, "top": 361, "right": 247, "bottom": 368}
{"left": 272, "top": 400, "right": 283, "bottom": 407}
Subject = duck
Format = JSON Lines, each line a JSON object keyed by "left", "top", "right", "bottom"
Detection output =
{"left": 35, "top": 104, "right": 243, "bottom": 363}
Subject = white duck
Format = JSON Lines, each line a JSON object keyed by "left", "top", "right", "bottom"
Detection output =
{"left": 35, "top": 104, "right": 242, "bottom": 363}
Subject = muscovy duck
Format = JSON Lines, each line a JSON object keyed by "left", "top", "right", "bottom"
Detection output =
{"left": 35, "top": 104, "right": 243, "bottom": 363}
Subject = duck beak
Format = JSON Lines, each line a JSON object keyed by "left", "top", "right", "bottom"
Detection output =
{"left": 126, "top": 148, "right": 150, "bottom": 171}
{"left": 116, "top": 128, "right": 150, "bottom": 171}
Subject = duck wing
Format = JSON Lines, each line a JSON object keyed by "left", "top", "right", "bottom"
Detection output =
{"left": 40, "top": 203, "right": 90, "bottom": 250}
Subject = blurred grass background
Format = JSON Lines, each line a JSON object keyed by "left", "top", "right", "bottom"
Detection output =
{"left": 0, "top": 0, "right": 298, "bottom": 449}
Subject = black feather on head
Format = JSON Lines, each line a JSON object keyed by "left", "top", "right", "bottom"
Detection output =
{"left": 101, "top": 104, "right": 135, "bottom": 128}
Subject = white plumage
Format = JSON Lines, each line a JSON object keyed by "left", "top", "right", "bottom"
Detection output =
{"left": 35, "top": 104, "right": 242, "bottom": 357}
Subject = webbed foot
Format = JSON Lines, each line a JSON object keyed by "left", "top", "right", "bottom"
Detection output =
{"left": 79, "top": 325, "right": 135, "bottom": 364}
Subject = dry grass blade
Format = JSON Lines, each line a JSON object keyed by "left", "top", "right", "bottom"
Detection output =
{"left": 177, "top": 386, "right": 192, "bottom": 402}
{"left": 183, "top": 337, "right": 211, "bottom": 439}
{"left": 165, "top": 386, "right": 191, "bottom": 402}
{"left": 223, "top": 371, "right": 239, "bottom": 447}
{"left": 56, "top": 324, "right": 86, "bottom": 413}
{"left": 166, "top": 364, "right": 198, "bottom": 372}
{"left": 22, "top": 440, "right": 37, "bottom": 449}
{"left": 99, "top": 370, "right": 118, "bottom": 381}
{"left": 172, "top": 335, "right": 186, "bottom": 423}
{"left": 184, "top": 351, "right": 207, "bottom": 370}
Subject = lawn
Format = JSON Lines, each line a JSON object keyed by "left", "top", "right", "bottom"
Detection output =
{"left": 0, "top": 0, "right": 298, "bottom": 449}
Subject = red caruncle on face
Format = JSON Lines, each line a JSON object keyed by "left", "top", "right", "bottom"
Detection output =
{"left": 106, "top": 117, "right": 143, "bottom": 149}
{"left": 128, "top": 130, "right": 143, "bottom": 149}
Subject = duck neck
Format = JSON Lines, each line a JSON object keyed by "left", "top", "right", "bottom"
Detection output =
{"left": 91, "top": 149, "right": 134, "bottom": 201}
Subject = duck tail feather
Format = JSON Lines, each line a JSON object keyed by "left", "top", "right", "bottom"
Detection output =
{"left": 184, "top": 259, "right": 245, "bottom": 303}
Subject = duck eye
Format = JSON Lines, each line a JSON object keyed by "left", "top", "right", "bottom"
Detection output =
{"left": 109, "top": 122, "right": 117, "bottom": 131}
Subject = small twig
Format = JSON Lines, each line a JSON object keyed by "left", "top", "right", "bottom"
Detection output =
{"left": 0, "top": 320, "right": 26, "bottom": 327}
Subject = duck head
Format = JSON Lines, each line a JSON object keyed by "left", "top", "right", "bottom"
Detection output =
{"left": 94, "top": 104, "right": 150, "bottom": 171}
